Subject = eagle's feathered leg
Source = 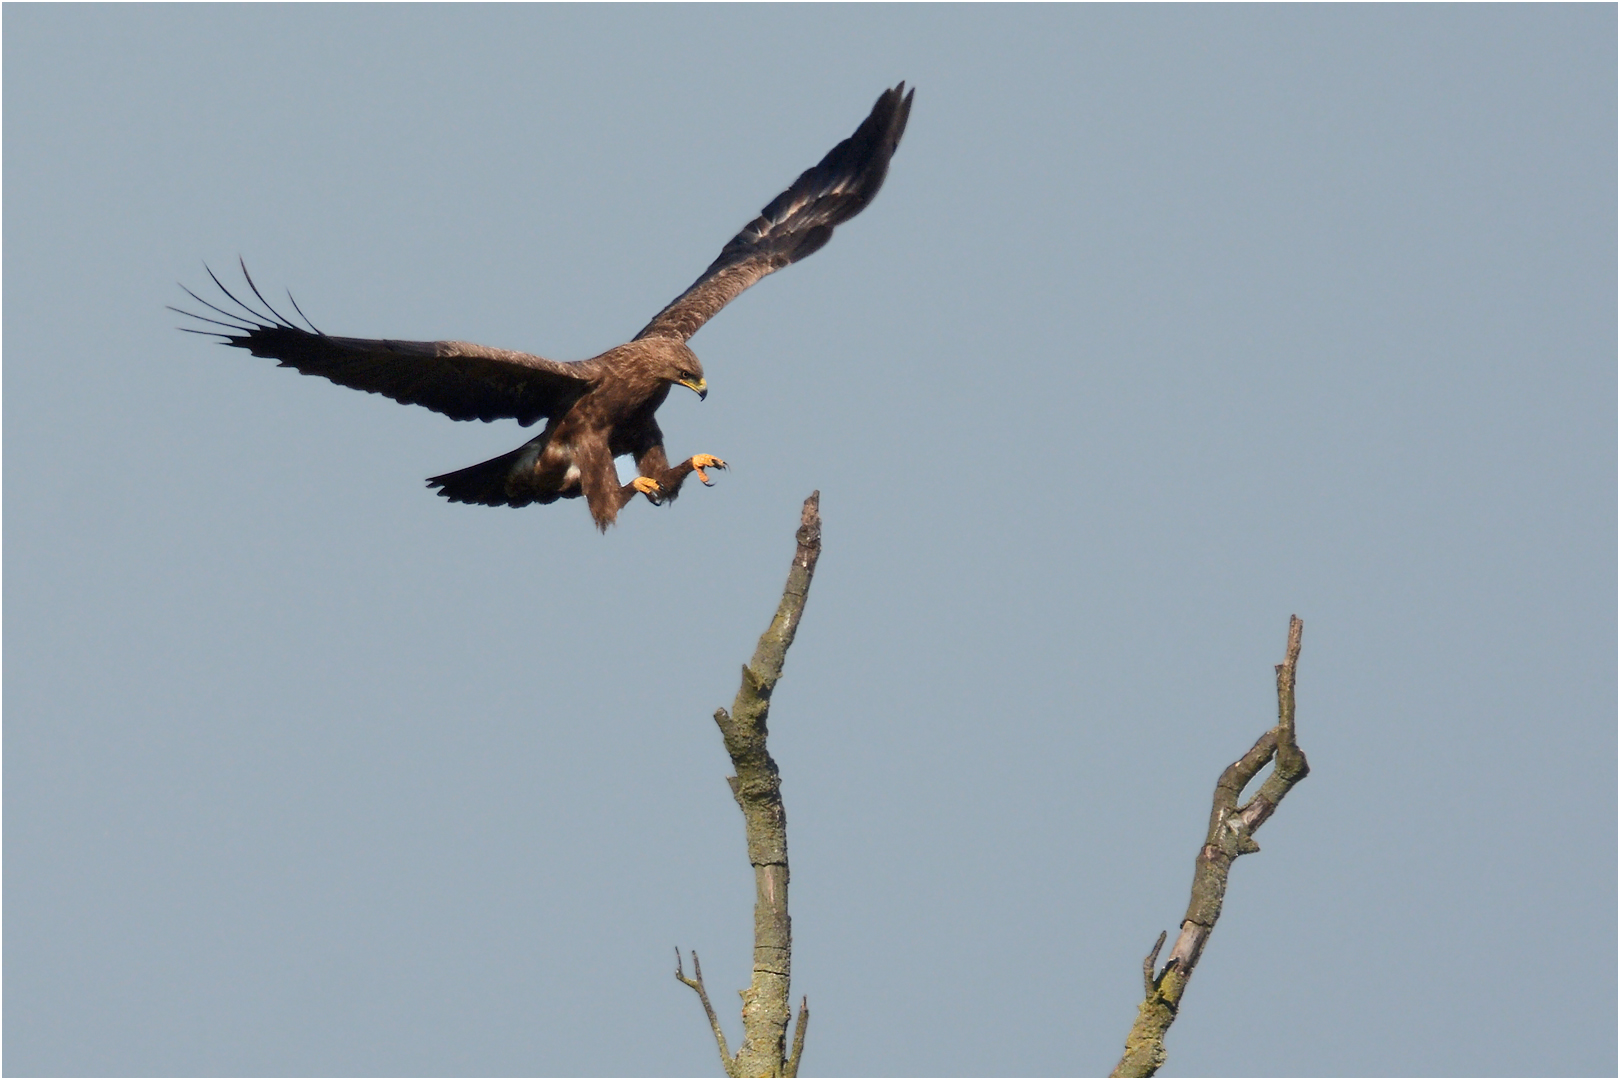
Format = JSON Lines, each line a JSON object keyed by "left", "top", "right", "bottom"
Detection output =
{"left": 577, "top": 440, "right": 636, "bottom": 531}
{"left": 632, "top": 446, "right": 727, "bottom": 505}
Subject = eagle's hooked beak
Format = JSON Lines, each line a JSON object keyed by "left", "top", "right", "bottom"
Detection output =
{"left": 678, "top": 376, "right": 708, "bottom": 401}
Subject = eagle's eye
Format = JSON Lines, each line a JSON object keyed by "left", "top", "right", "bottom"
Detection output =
{"left": 677, "top": 370, "right": 694, "bottom": 381}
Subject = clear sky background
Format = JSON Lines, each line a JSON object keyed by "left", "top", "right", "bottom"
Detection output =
{"left": 5, "top": 6, "right": 1614, "bottom": 1077}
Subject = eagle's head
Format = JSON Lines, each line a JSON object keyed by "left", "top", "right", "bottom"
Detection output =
{"left": 614, "top": 337, "right": 707, "bottom": 401}
{"left": 662, "top": 342, "right": 706, "bottom": 400}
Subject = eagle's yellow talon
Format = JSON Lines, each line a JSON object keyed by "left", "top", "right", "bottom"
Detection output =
{"left": 689, "top": 454, "right": 727, "bottom": 485}
{"left": 632, "top": 476, "right": 662, "bottom": 496}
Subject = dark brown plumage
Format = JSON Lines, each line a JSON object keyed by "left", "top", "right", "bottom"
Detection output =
{"left": 176, "top": 83, "right": 913, "bottom": 529}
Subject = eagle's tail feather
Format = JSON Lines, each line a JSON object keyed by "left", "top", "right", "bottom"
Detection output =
{"left": 426, "top": 438, "right": 562, "bottom": 508}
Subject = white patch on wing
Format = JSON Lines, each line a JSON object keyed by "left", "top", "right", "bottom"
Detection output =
{"left": 563, "top": 464, "right": 581, "bottom": 485}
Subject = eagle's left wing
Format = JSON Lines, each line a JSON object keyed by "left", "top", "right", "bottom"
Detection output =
{"left": 634, "top": 82, "right": 913, "bottom": 344}
{"left": 175, "top": 263, "right": 596, "bottom": 426}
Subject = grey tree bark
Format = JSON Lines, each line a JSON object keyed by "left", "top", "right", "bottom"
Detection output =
{"left": 1111, "top": 615, "right": 1310, "bottom": 1077}
{"left": 678, "top": 492, "right": 820, "bottom": 1078}
{"left": 673, "top": 503, "right": 1308, "bottom": 1078}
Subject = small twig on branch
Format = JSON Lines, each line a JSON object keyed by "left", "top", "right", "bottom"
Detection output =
{"left": 1112, "top": 615, "right": 1310, "bottom": 1078}
{"left": 786, "top": 996, "right": 809, "bottom": 1077}
{"left": 680, "top": 493, "right": 822, "bottom": 1078}
{"left": 1140, "top": 931, "right": 1167, "bottom": 999}
{"left": 676, "top": 948, "right": 735, "bottom": 1075}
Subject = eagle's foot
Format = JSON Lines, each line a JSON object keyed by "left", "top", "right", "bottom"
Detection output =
{"left": 689, "top": 454, "right": 727, "bottom": 485}
{"left": 631, "top": 475, "right": 663, "bottom": 499}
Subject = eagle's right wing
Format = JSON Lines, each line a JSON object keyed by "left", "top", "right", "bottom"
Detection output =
{"left": 634, "top": 82, "right": 913, "bottom": 344}
{"left": 175, "top": 264, "right": 595, "bottom": 427}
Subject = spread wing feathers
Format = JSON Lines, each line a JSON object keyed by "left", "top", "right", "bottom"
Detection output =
{"left": 635, "top": 82, "right": 914, "bottom": 343}
{"left": 173, "top": 262, "right": 597, "bottom": 427}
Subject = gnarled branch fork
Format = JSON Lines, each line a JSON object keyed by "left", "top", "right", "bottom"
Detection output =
{"left": 1112, "top": 616, "right": 1310, "bottom": 1078}
{"left": 679, "top": 493, "right": 821, "bottom": 1077}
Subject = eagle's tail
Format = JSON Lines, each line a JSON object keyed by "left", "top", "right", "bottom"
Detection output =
{"left": 426, "top": 436, "right": 562, "bottom": 508}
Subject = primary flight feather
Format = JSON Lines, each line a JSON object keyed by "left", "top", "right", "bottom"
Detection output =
{"left": 177, "top": 83, "right": 913, "bottom": 530}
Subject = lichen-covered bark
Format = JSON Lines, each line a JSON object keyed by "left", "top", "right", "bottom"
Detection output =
{"left": 679, "top": 493, "right": 820, "bottom": 1078}
{"left": 1112, "top": 616, "right": 1310, "bottom": 1078}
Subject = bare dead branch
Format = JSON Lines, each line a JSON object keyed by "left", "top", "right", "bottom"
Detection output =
{"left": 683, "top": 493, "right": 822, "bottom": 1077}
{"left": 676, "top": 948, "right": 735, "bottom": 1075}
{"left": 1112, "top": 615, "right": 1310, "bottom": 1078}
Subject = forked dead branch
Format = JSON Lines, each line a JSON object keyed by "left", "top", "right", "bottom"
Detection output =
{"left": 678, "top": 493, "right": 821, "bottom": 1078}
{"left": 674, "top": 505, "right": 1307, "bottom": 1076}
{"left": 1112, "top": 616, "right": 1310, "bottom": 1077}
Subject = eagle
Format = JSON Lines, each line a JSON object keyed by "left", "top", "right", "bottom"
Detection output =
{"left": 177, "top": 84, "right": 913, "bottom": 530}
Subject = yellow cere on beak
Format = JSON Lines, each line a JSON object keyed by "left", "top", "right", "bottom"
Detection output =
{"left": 679, "top": 376, "right": 708, "bottom": 401}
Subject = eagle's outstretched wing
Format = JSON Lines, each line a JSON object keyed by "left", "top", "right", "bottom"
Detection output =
{"left": 174, "top": 263, "right": 596, "bottom": 427}
{"left": 634, "top": 82, "right": 913, "bottom": 344}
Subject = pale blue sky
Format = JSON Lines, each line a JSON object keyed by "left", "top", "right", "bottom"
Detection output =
{"left": 6, "top": 6, "right": 1614, "bottom": 1076}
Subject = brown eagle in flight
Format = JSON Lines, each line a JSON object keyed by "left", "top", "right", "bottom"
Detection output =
{"left": 177, "top": 84, "right": 913, "bottom": 530}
